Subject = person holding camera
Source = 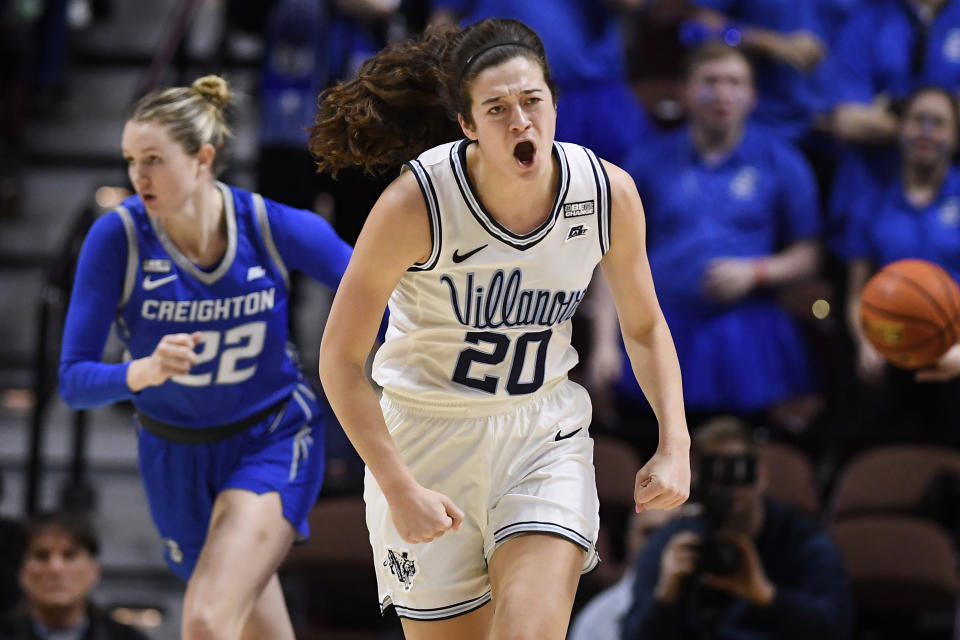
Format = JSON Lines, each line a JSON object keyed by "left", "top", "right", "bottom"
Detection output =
{"left": 621, "top": 418, "right": 852, "bottom": 640}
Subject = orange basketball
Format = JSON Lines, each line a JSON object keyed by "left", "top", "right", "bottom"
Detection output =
{"left": 859, "top": 259, "right": 960, "bottom": 369}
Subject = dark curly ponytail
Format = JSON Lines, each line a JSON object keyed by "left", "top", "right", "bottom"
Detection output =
{"left": 308, "top": 19, "right": 553, "bottom": 177}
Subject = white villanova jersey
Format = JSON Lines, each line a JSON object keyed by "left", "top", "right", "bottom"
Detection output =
{"left": 372, "top": 139, "right": 612, "bottom": 404}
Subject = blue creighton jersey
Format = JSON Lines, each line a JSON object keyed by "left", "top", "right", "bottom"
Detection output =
{"left": 60, "top": 182, "right": 351, "bottom": 428}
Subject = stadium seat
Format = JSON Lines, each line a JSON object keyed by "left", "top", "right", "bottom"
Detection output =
{"left": 826, "top": 445, "right": 960, "bottom": 522}
{"left": 830, "top": 515, "right": 958, "bottom": 613}
{"left": 758, "top": 441, "right": 820, "bottom": 518}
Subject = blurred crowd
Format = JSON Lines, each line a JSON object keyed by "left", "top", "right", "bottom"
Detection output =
{"left": 4, "top": 0, "right": 960, "bottom": 638}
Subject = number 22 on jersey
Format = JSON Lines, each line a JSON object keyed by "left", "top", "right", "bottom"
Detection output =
{"left": 172, "top": 321, "right": 266, "bottom": 386}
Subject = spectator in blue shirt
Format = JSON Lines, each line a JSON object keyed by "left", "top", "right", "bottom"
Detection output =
{"left": 815, "top": 0, "right": 865, "bottom": 50}
{"left": 825, "top": 144, "right": 900, "bottom": 257}
{"left": 846, "top": 86, "right": 960, "bottom": 378}
{"left": 688, "top": 0, "right": 830, "bottom": 140}
{"left": 621, "top": 417, "right": 853, "bottom": 640}
{"left": 831, "top": 0, "right": 960, "bottom": 145}
{"left": 428, "top": 0, "right": 651, "bottom": 166}
{"left": 593, "top": 43, "right": 821, "bottom": 425}
{"left": 842, "top": 87, "right": 960, "bottom": 445}
{"left": 827, "top": 0, "right": 960, "bottom": 257}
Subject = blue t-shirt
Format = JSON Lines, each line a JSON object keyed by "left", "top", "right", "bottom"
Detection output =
{"left": 694, "top": 0, "right": 830, "bottom": 138}
{"left": 815, "top": 0, "right": 865, "bottom": 47}
{"left": 619, "top": 126, "right": 820, "bottom": 411}
{"left": 827, "top": 146, "right": 899, "bottom": 257}
{"left": 626, "top": 126, "right": 821, "bottom": 312}
{"left": 59, "top": 183, "right": 352, "bottom": 427}
{"left": 830, "top": 0, "right": 960, "bottom": 106}
{"left": 846, "top": 165, "right": 960, "bottom": 283}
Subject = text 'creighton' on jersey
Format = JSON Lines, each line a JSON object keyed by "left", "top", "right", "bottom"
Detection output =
{"left": 139, "top": 288, "right": 277, "bottom": 324}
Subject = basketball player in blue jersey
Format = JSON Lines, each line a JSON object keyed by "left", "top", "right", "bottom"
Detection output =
{"left": 58, "top": 75, "right": 353, "bottom": 640}
{"left": 311, "top": 19, "right": 690, "bottom": 640}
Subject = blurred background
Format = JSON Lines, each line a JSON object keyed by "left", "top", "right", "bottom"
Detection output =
{"left": 2, "top": 0, "right": 960, "bottom": 638}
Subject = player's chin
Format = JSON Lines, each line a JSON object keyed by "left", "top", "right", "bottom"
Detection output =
{"left": 141, "top": 197, "right": 163, "bottom": 215}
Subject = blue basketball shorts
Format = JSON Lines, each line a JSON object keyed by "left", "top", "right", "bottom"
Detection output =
{"left": 136, "top": 384, "right": 326, "bottom": 580}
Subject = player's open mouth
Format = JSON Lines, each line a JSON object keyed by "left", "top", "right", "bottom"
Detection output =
{"left": 514, "top": 141, "right": 535, "bottom": 168}
{"left": 142, "top": 193, "right": 156, "bottom": 203}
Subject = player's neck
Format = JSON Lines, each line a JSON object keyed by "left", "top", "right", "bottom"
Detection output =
{"left": 903, "top": 162, "right": 947, "bottom": 208}
{"left": 467, "top": 145, "right": 559, "bottom": 235}
{"left": 161, "top": 182, "right": 226, "bottom": 267}
{"left": 29, "top": 600, "right": 87, "bottom": 631}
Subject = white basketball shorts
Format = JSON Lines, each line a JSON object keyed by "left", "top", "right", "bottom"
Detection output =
{"left": 364, "top": 378, "right": 601, "bottom": 621}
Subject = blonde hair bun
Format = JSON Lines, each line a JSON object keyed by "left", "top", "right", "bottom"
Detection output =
{"left": 190, "top": 75, "right": 232, "bottom": 110}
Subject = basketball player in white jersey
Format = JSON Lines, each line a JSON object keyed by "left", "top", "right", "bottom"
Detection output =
{"left": 312, "top": 18, "right": 690, "bottom": 640}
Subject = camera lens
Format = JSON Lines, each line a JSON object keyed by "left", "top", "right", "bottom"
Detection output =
{"left": 700, "top": 534, "right": 740, "bottom": 576}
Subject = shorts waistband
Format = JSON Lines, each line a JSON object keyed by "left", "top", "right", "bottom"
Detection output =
{"left": 136, "top": 398, "right": 288, "bottom": 444}
{"left": 381, "top": 378, "right": 567, "bottom": 418}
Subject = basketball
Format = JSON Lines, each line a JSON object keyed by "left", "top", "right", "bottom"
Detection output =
{"left": 859, "top": 259, "right": 960, "bottom": 369}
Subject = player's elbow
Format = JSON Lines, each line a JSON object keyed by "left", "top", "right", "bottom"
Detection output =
{"left": 58, "top": 363, "right": 88, "bottom": 409}
{"left": 623, "top": 306, "right": 665, "bottom": 343}
{"left": 318, "top": 337, "right": 351, "bottom": 391}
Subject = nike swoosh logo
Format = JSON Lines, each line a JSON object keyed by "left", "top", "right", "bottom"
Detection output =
{"left": 143, "top": 274, "right": 178, "bottom": 291}
{"left": 555, "top": 427, "right": 582, "bottom": 441}
{"left": 452, "top": 244, "right": 488, "bottom": 264}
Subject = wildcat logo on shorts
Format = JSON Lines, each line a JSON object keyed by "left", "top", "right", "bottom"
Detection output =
{"left": 384, "top": 549, "right": 417, "bottom": 592}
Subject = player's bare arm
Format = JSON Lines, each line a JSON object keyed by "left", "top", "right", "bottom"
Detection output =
{"left": 599, "top": 160, "right": 690, "bottom": 512}
{"left": 319, "top": 171, "right": 464, "bottom": 543}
